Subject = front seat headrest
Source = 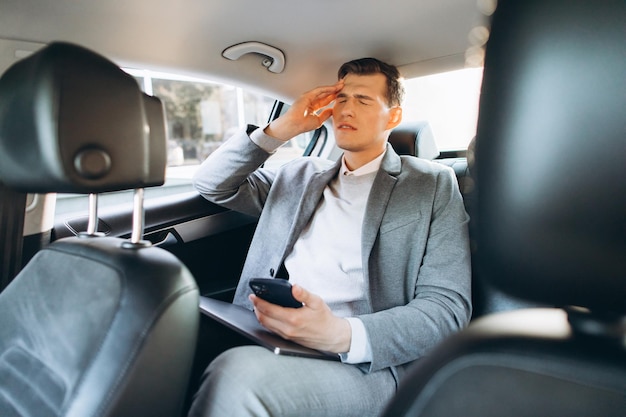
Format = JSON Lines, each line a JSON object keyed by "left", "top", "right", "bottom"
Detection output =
{"left": 474, "top": 0, "right": 626, "bottom": 315}
{"left": 0, "top": 42, "right": 164, "bottom": 194}
{"left": 142, "top": 94, "right": 167, "bottom": 187}
{"left": 388, "top": 121, "right": 439, "bottom": 159}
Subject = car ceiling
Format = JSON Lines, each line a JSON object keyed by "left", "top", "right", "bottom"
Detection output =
{"left": 0, "top": 0, "right": 486, "bottom": 102}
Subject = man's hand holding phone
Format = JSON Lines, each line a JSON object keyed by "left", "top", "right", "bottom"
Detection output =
{"left": 249, "top": 278, "right": 303, "bottom": 308}
{"left": 248, "top": 278, "right": 352, "bottom": 354}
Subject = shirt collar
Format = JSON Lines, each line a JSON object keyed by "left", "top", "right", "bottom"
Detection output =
{"left": 341, "top": 150, "right": 386, "bottom": 176}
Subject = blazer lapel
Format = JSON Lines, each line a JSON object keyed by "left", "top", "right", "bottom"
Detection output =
{"left": 361, "top": 144, "right": 402, "bottom": 265}
{"left": 281, "top": 160, "right": 341, "bottom": 259}
{"left": 279, "top": 144, "right": 402, "bottom": 272}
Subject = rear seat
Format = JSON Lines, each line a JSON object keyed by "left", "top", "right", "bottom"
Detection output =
{"left": 388, "top": 121, "right": 472, "bottom": 205}
{"left": 388, "top": 124, "right": 543, "bottom": 319}
{"left": 386, "top": 121, "right": 440, "bottom": 160}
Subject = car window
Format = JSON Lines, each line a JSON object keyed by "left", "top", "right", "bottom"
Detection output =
{"left": 54, "top": 67, "right": 482, "bottom": 218}
{"left": 402, "top": 67, "right": 483, "bottom": 152}
{"left": 55, "top": 71, "right": 276, "bottom": 216}
{"left": 129, "top": 69, "right": 276, "bottom": 167}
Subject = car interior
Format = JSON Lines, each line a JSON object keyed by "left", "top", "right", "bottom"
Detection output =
{"left": 0, "top": 0, "right": 624, "bottom": 416}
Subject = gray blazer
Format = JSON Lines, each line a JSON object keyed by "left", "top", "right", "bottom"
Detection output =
{"left": 193, "top": 126, "right": 472, "bottom": 377}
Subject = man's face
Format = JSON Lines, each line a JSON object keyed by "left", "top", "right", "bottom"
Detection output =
{"left": 332, "top": 73, "right": 400, "bottom": 157}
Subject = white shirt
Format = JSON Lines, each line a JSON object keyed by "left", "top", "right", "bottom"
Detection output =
{"left": 251, "top": 127, "right": 382, "bottom": 363}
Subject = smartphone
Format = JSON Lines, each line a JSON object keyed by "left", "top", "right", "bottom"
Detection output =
{"left": 249, "top": 278, "right": 303, "bottom": 308}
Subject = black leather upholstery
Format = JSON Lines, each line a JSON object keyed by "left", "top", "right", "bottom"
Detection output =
{"left": 0, "top": 238, "right": 198, "bottom": 417}
{"left": 388, "top": 121, "right": 439, "bottom": 159}
{"left": 0, "top": 43, "right": 152, "bottom": 193}
{"left": 0, "top": 42, "right": 199, "bottom": 417}
{"left": 380, "top": 0, "right": 626, "bottom": 415}
{"left": 143, "top": 94, "right": 168, "bottom": 187}
{"left": 474, "top": 0, "right": 626, "bottom": 313}
{"left": 383, "top": 309, "right": 626, "bottom": 417}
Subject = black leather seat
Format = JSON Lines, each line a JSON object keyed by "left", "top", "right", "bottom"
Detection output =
{"left": 388, "top": 121, "right": 439, "bottom": 159}
{"left": 389, "top": 121, "right": 472, "bottom": 199}
{"left": 380, "top": 0, "right": 626, "bottom": 416}
{"left": 0, "top": 43, "right": 199, "bottom": 417}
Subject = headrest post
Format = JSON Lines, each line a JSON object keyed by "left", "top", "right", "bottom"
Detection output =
{"left": 86, "top": 193, "right": 99, "bottom": 235}
{"left": 131, "top": 188, "right": 145, "bottom": 244}
{"left": 123, "top": 188, "right": 151, "bottom": 248}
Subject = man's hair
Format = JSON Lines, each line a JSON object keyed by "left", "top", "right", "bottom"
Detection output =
{"left": 337, "top": 58, "right": 405, "bottom": 107}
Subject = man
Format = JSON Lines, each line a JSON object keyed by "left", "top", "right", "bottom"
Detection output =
{"left": 189, "top": 58, "right": 471, "bottom": 417}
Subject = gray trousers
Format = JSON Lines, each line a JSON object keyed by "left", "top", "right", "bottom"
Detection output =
{"left": 187, "top": 345, "right": 397, "bottom": 417}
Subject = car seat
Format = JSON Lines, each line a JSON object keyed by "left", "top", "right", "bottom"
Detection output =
{"left": 380, "top": 0, "right": 626, "bottom": 415}
{"left": 388, "top": 121, "right": 439, "bottom": 160}
{"left": 0, "top": 42, "right": 199, "bottom": 417}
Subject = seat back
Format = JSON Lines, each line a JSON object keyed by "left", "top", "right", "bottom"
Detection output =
{"left": 474, "top": 1, "right": 625, "bottom": 312}
{"left": 388, "top": 121, "right": 439, "bottom": 159}
{"left": 0, "top": 42, "right": 199, "bottom": 417}
{"left": 380, "top": 0, "right": 626, "bottom": 416}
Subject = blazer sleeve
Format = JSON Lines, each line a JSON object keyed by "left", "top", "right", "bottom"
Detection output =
{"left": 192, "top": 126, "right": 276, "bottom": 217}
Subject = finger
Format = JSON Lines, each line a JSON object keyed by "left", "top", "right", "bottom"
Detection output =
{"left": 314, "top": 94, "right": 338, "bottom": 110}
{"left": 308, "top": 81, "right": 343, "bottom": 97}
{"left": 316, "top": 107, "right": 334, "bottom": 123}
{"left": 291, "top": 284, "right": 322, "bottom": 309}
{"left": 254, "top": 307, "right": 283, "bottom": 333}
{"left": 250, "top": 298, "right": 294, "bottom": 336}
{"left": 306, "top": 83, "right": 343, "bottom": 106}
{"left": 250, "top": 293, "right": 297, "bottom": 324}
{"left": 316, "top": 81, "right": 344, "bottom": 99}
{"left": 249, "top": 293, "right": 278, "bottom": 315}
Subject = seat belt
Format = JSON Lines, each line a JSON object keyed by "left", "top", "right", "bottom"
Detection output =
{"left": 0, "top": 182, "right": 26, "bottom": 291}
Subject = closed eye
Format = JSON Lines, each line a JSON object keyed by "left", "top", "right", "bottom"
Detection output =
{"left": 336, "top": 93, "right": 373, "bottom": 105}
{"left": 336, "top": 93, "right": 348, "bottom": 104}
{"left": 355, "top": 94, "right": 373, "bottom": 105}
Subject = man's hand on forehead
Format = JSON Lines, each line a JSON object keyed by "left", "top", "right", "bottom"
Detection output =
{"left": 264, "top": 80, "right": 344, "bottom": 140}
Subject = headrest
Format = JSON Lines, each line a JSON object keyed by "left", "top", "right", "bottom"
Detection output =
{"left": 474, "top": 0, "right": 626, "bottom": 315}
{"left": 0, "top": 42, "right": 166, "bottom": 193}
{"left": 142, "top": 94, "right": 167, "bottom": 187}
{"left": 388, "top": 121, "right": 439, "bottom": 159}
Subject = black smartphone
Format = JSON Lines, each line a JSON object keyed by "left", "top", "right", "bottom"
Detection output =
{"left": 249, "top": 278, "right": 303, "bottom": 308}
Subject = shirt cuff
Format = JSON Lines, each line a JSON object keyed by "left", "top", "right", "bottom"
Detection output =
{"left": 339, "top": 317, "right": 373, "bottom": 364}
{"left": 249, "top": 124, "right": 287, "bottom": 153}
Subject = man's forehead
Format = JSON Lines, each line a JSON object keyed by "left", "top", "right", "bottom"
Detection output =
{"left": 339, "top": 73, "right": 387, "bottom": 96}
